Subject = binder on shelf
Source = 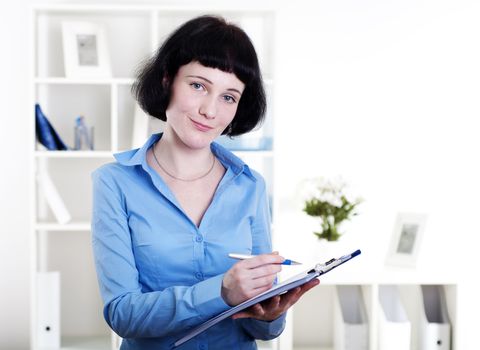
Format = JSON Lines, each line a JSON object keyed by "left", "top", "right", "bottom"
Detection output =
{"left": 334, "top": 285, "right": 369, "bottom": 350}
{"left": 36, "top": 271, "right": 61, "bottom": 349}
{"left": 420, "top": 285, "right": 451, "bottom": 350}
{"left": 378, "top": 285, "right": 411, "bottom": 350}
{"left": 37, "top": 168, "right": 71, "bottom": 225}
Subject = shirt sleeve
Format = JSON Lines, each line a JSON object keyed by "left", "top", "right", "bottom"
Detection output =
{"left": 236, "top": 175, "right": 286, "bottom": 339}
{"left": 91, "top": 167, "right": 230, "bottom": 339}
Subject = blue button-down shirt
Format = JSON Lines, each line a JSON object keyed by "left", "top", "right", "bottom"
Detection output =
{"left": 91, "top": 133, "right": 285, "bottom": 349}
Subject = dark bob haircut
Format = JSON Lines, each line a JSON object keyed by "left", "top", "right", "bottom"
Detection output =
{"left": 131, "top": 15, "right": 266, "bottom": 137}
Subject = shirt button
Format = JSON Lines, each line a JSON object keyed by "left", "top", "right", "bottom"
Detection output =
{"left": 195, "top": 272, "right": 204, "bottom": 280}
{"left": 195, "top": 234, "right": 203, "bottom": 242}
{"left": 199, "top": 344, "right": 207, "bottom": 350}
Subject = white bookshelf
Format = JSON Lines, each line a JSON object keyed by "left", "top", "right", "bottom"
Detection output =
{"left": 30, "top": 3, "right": 277, "bottom": 350}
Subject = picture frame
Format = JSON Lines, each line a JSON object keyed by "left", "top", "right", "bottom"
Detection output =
{"left": 61, "top": 21, "right": 111, "bottom": 78}
{"left": 385, "top": 212, "right": 427, "bottom": 267}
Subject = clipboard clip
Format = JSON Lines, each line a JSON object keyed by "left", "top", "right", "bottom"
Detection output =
{"left": 311, "top": 259, "right": 336, "bottom": 274}
{"left": 309, "top": 249, "right": 362, "bottom": 275}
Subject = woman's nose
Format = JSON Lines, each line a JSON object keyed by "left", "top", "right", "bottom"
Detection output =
{"left": 199, "top": 96, "right": 216, "bottom": 119}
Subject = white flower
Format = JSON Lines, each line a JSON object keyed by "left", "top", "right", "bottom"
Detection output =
{"left": 298, "top": 176, "right": 355, "bottom": 208}
{"left": 297, "top": 177, "right": 321, "bottom": 202}
{"left": 328, "top": 193, "right": 343, "bottom": 207}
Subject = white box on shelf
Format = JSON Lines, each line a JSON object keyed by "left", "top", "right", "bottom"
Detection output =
{"left": 420, "top": 285, "right": 451, "bottom": 350}
{"left": 334, "top": 286, "right": 368, "bottom": 350}
{"left": 36, "top": 271, "right": 61, "bottom": 349}
{"left": 378, "top": 285, "right": 411, "bottom": 350}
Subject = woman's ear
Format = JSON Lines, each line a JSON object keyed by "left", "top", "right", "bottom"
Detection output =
{"left": 162, "top": 76, "right": 170, "bottom": 89}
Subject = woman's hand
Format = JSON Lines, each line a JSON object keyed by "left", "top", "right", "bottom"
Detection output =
{"left": 222, "top": 252, "right": 284, "bottom": 306}
{"left": 231, "top": 278, "right": 320, "bottom": 321}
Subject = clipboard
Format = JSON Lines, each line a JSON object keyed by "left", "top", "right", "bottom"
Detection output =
{"left": 173, "top": 249, "right": 361, "bottom": 347}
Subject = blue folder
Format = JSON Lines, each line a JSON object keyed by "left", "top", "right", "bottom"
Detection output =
{"left": 35, "top": 104, "right": 69, "bottom": 151}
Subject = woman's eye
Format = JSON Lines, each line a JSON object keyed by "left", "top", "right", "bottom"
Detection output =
{"left": 190, "top": 82, "right": 204, "bottom": 90}
{"left": 223, "top": 95, "right": 236, "bottom": 104}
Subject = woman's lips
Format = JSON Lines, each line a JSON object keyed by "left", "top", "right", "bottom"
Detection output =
{"left": 190, "top": 119, "right": 213, "bottom": 132}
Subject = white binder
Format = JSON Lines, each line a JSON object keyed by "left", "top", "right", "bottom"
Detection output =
{"left": 378, "top": 285, "right": 411, "bottom": 350}
{"left": 36, "top": 271, "right": 60, "bottom": 349}
{"left": 420, "top": 285, "right": 451, "bottom": 350}
{"left": 334, "top": 285, "right": 369, "bottom": 350}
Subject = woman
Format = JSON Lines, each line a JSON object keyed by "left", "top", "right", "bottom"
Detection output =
{"left": 92, "top": 15, "right": 318, "bottom": 349}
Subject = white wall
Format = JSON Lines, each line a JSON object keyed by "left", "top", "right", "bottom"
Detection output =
{"left": 274, "top": 1, "right": 480, "bottom": 349}
{"left": 0, "top": 1, "right": 34, "bottom": 347}
{"left": 275, "top": 0, "right": 480, "bottom": 267}
{"left": 1, "top": 0, "right": 479, "bottom": 349}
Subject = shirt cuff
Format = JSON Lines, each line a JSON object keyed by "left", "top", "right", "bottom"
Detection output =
{"left": 237, "top": 312, "right": 286, "bottom": 339}
{"left": 193, "top": 273, "right": 230, "bottom": 321}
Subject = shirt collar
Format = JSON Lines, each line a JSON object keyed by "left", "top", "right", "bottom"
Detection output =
{"left": 113, "top": 133, "right": 256, "bottom": 181}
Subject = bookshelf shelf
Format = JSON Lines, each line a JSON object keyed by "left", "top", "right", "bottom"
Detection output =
{"left": 35, "top": 151, "right": 114, "bottom": 159}
{"left": 60, "top": 335, "right": 110, "bottom": 350}
{"left": 35, "top": 222, "right": 91, "bottom": 231}
{"left": 233, "top": 150, "right": 274, "bottom": 158}
{"left": 34, "top": 77, "right": 135, "bottom": 85}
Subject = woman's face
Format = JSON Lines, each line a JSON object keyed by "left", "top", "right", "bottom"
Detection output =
{"left": 165, "top": 61, "right": 245, "bottom": 150}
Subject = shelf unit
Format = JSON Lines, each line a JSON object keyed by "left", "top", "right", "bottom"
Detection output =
{"left": 277, "top": 261, "right": 458, "bottom": 350}
{"left": 30, "top": 3, "right": 277, "bottom": 350}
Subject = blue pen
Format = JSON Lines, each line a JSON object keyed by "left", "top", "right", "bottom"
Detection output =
{"left": 228, "top": 253, "right": 302, "bottom": 265}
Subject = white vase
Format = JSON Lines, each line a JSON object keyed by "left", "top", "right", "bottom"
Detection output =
{"left": 313, "top": 236, "right": 360, "bottom": 263}
{"left": 316, "top": 240, "right": 344, "bottom": 262}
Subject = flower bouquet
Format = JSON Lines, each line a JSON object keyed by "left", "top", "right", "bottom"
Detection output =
{"left": 302, "top": 177, "right": 362, "bottom": 241}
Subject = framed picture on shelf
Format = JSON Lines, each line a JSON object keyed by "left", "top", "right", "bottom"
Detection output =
{"left": 61, "top": 21, "right": 112, "bottom": 78}
{"left": 385, "top": 212, "right": 427, "bottom": 267}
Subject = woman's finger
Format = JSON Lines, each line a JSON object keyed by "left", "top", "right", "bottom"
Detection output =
{"left": 248, "top": 263, "right": 282, "bottom": 279}
{"left": 248, "top": 274, "right": 277, "bottom": 291}
{"left": 279, "top": 279, "right": 320, "bottom": 309}
{"left": 232, "top": 303, "right": 264, "bottom": 320}
{"left": 241, "top": 253, "right": 285, "bottom": 269}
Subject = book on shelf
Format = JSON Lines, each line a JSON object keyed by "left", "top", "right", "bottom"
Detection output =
{"left": 37, "top": 169, "right": 71, "bottom": 225}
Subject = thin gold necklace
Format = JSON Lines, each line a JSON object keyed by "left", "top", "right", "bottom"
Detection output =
{"left": 152, "top": 143, "right": 216, "bottom": 182}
